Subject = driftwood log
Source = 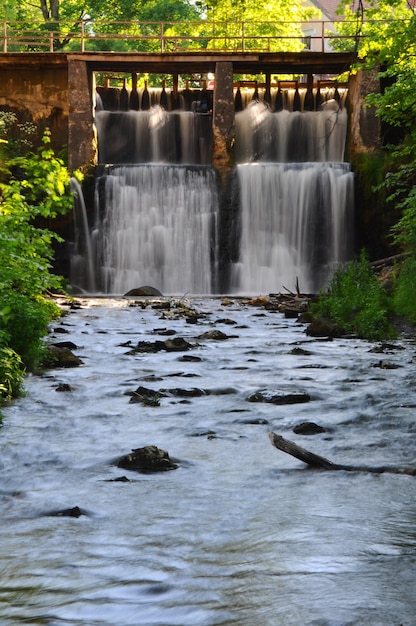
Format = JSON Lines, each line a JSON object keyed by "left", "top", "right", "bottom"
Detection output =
{"left": 269, "top": 432, "right": 416, "bottom": 475}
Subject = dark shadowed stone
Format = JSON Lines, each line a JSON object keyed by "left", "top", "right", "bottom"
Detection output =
{"left": 124, "top": 286, "right": 163, "bottom": 297}
{"left": 306, "top": 317, "right": 340, "bottom": 338}
{"left": 164, "top": 337, "right": 192, "bottom": 351}
{"left": 46, "top": 345, "right": 83, "bottom": 367}
{"left": 152, "top": 328, "right": 176, "bottom": 336}
{"left": 177, "top": 355, "right": 202, "bottom": 362}
{"left": 283, "top": 307, "right": 299, "bottom": 319}
{"left": 235, "top": 417, "right": 270, "bottom": 425}
{"left": 46, "top": 506, "right": 86, "bottom": 517}
{"left": 128, "top": 340, "right": 165, "bottom": 354}
{"left": 293, "top": 421, "right": 326, "bottom": 435}
{"left": 161, "top": 387, "right": 207, "bottom": 397}
{"left": 189, "top": 429, "right": 217, "bottom": 438}
{"left": 373, "top": 360, "right": 401, "bottom": 369}
{"left": 289, "top": 347, "right": 313, "bottom": 356}
{"left": 198, "top": 329, "right": 229, "bottom": 340}
{"left": 52, "top": 341, "right": 78, "bottom": 350}
{"left": 117, "top": 445, "right": 178, "bottom": 472}
{"left": 185, "top": 315, "right": 199, "bottom": 324}
{"left": 55, "top": 383, "right": 73, "bottom": 392}
{"left": 369, "top": 343, "right": 404, "bottom": 353}
{"left": 129, "top": 386, "right": 162, "bottom": 406}
{"left": 247, "top": 390, "right": 311, "bottom": 404}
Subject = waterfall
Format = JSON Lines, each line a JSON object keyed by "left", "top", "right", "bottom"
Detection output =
{"left": 95, "top": 106, "right": 212, "bottom": 165}
{"left": 71, "top": 87, "right": 353, "bottom": 296}
{"left": 95, "top": 164, "right": 219, "bottom": 295}
{"left": 70, "top": 177, "right": 96, "bottom": 293}
{"left": 90, "top": 103, "right": 218, "bottom": 295}
{"left": 230, "top": 100, "right": 354, "bottom": 294}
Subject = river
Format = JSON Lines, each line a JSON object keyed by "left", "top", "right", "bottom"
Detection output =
{"left": 1, "top": 297, "right": 415, "bottom": 625}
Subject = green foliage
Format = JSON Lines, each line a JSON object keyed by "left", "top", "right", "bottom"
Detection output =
{"left": 1, "top": 0, "right": 318, "bottom": 53}
{"left": 311, "top": 251, "right": 395, "bottom": 340}
{"left": 0, "top": 292, "right": 61, "bottom": 371}
{"left": 0, "top": 346, "right": 24, "bottom": 400}
{"left": 204, "top": 0, "right": 317, "bottom": 52}
{"left": 392, "top": 256, "right": 416, "bottom": 324}
{"left": 0, "top": 118, "right": 72, "bottom": 399}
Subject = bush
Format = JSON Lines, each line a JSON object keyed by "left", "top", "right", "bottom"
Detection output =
{"left": 310, "top": 250, "right": 396, "bottom": 340}
{"left": 0, "top": 292, "right": 61, "bottom": 371}
{"left": 1, "top": 119, "right": 73, "bottom": 400}
{"left": 0, "top": 346, "right": 24, "bottom": 400}
{"left": 393, "top": 257, "right": 416, "bottom": 325}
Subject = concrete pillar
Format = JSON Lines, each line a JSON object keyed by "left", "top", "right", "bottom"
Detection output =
{"left": 68, "top": 58, "right": 96, "bottom": 172}
{"left": 212, "top": 61, "right": 234, "bottom": 185}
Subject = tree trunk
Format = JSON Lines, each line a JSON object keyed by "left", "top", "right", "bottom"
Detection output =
{"left": 269, "top": 432, "right": 416, "bottom": 475}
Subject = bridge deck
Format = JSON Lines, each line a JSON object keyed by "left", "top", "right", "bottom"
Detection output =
{"left": 0, "top": 51, "right": 355, "bottom": 76}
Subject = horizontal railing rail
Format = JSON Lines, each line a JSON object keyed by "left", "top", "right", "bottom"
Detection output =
{"left": 0, "top": 19, "right": 406, "bottom": 54}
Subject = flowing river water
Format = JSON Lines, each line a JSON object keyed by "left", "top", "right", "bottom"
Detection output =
{"left": 1, "top": 297, "right": 415, "bottom": 625}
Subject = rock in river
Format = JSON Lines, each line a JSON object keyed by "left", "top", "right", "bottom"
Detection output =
{"left": 117, "top": 445, "right": 178, "bottom": 472}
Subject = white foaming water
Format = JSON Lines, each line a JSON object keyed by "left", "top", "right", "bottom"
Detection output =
{"left": 231, "top": 101, "right": 353, "bottom": 294}
{"left": 95, "top": 164, "right": 219, "bottom": 294}
{"left": 231, "top": 162, "right": 354, "bottom": 294}
{"left": 70, "top": 177, "right": 96, "bottom": 293}
{"left": 235, "top": 100, "right": 348, "bottom": 164}
{"left": 84, "top": 99, "right": 353, "bottom": 295}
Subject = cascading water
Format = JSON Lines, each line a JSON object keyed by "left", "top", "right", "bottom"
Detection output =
{"left": 230, "top": 99, "right": 354, "bottom": 294}
{"left": 70, "top": 177, "right": 96, "bottom": 293}
{"left": 72, "top": 84, "right": 353, "bottom": 296}
{"left": 91, "top": 102, "right": 219, "bottom": 295}
{"left": 94, "top": 164, "right": 219, "bottom": 294}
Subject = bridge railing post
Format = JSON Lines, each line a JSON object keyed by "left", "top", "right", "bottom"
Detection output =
{"left": 81, "top": 20, "right": 85, "bottom": 52}
{"left": 242, "top": 22, "right": 245, "bottom": 52}
{"left": 3, "top": 21, "right": 7, "bottom": 53}
{"left": 160, "top": 23, "right": 164, "bottom": 53}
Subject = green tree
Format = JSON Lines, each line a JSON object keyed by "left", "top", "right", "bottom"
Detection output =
{"left": 1, "top": 114, "right": 73, "bottom": 398}
{"left": 1, "top": 0, "right": 318, "bottom": 52}
{"left": 202, "top": 0, "right": 317, "bottom": 51}
{"left": 334, "top": 0, "right": 416, "bottom": 327}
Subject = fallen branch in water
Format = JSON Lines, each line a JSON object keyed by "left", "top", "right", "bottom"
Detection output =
{"left": 268, "top": 432, "right": 416, "bottom": 475}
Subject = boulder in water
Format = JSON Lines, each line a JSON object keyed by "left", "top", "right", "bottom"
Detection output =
{"left": 293, "top": 421, "right": 326, "bottom": 435}
{"left": 46, "top": 345, "right": 83, "bottom": 367}
{"left": 117, "top": 445, "right": 178, "bottom": 472}
{"left": 306, "top": 317, "right": 340, "bottom": 338}
{"left": 247, "top": 390, "right": 311, "bottom": 404}
{"left": 124, "top": 286, "right": 163, "bottom": 297}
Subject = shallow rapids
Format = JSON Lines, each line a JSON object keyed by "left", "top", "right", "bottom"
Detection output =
{"left": 1, "top": 297, "right": 415, "bottom": 625}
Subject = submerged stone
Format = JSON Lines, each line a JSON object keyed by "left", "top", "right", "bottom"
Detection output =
{"left": 46, "top": 506, "right": 86, "bottom": 518}
{"left": 306, "top": 317, "right": 340, "bottom": 338}
{"left": 124, "top": 286, "right": 163, "bottom": 296}
{"left": 117, "top": 445, "right": 178, "bottom": 472}
{"left": 247, "top": 390, "right": 311, "bottom": 404}
{"left": 46, "top": 345, "right": 83, "bottom": 368}
{"left": 293, "top": 421, "right": 326, "bottom": 435}
{"left": 198, "top": 329, "right": 229, "bottom": 340}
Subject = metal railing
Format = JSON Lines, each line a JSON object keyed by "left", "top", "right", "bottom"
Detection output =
{"left": 0, "top": 19, "right": 370, "bottom": 54}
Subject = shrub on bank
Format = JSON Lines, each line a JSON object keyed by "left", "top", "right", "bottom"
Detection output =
{"left": 310, "top": 251, "right": 396, "bottom": 340}
{"left": 0, "top": 115, "right": 73, "bottom": 401}
{"left": 393, "top": 257, "right": 416, "bottom": 325}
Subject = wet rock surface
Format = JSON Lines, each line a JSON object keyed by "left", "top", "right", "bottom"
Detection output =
{"left": 46, "top": 345, "right": 83, "bottom": 367}
{"left": 117, "top": 445, "right": 179, "bottom": 472}
{"left": 246, "top": 390, "right": 312, "bottom": 405}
